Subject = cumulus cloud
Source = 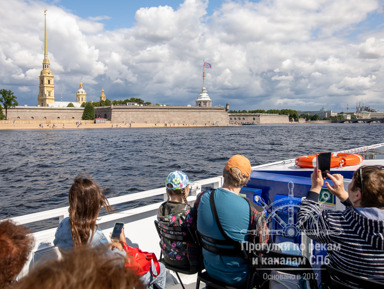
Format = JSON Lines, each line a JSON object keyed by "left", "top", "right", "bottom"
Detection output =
{"left": 0, "top": 0, "right": 384, "bottom": 111}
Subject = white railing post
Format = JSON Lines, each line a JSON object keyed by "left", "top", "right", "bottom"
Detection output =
{"left": 191, "top": 183, "right": 201, "bottom": 196}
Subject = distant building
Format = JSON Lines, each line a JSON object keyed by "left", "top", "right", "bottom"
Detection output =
{"left": 100, "top": 89, "right": 106, "bottom": 102}
{"left": 50, "top": 101, "right": 81, "bottom": 108}
{"left": 76, "top": 82, "right": 87, "bottom": 104}
{"left": 356, "top": 104, "right": 378, "bottom": 113}
{"left": 37, "top": 10, "right": 55, "bottom": 107}
{"left": 298, "top": 107, "right": 336, "bottom": 119}
{"left": 37, "top": 11, "right": 86, "bottom": 108}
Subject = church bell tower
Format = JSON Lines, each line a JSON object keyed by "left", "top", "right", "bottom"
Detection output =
{"left": 38, "top": 10, "right": 55, "bottom": 107}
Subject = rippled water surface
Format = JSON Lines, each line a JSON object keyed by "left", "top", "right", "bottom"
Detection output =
{"left": 1, "top": 124, "right": 383, "bottom": 221}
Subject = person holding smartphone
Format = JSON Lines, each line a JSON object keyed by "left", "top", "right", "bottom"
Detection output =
{"left": 297, "top": 165, "right": 384, "bottom": 281}
{"left": 53, "top": 174, "right": 166, "bottom": 289}
{"left": 54, "top": 174, "right": 121, "bottom": 252}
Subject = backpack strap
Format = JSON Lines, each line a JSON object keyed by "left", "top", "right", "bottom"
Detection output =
{"left": 209, "top": 189, "right": 236, "bottom": 243}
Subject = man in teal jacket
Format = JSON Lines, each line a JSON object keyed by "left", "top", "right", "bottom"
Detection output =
{"left": 192, "top": 155, "right": 269, "bottom": 286}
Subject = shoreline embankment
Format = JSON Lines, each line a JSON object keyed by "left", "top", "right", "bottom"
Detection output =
{"left": 0, "top": 119, "right": 340, "bottom": 131}
{"left": 0, "top": 119, "right": 240, "bottom": 130}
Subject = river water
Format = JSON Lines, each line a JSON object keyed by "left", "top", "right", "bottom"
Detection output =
{"left": 0, "top": 123, "right": 383, "bottom": 222}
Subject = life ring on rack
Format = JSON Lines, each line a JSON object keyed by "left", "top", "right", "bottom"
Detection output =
{"left": 295, "top": 153, "right": 363, "bottom": 168}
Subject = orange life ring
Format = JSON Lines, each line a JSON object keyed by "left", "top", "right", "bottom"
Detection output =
{"left": 295, "top": 153, "right": 363, "bottom": 168}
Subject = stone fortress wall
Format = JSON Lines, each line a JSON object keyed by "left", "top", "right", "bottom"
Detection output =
{"left": 7, "top": 107, "right": 84, "bottom": 120}
{"left": 5, "top": 105, "right": 230, "bottom": 126}
{"left": 107, "top": 106, "right": 229, "bottom": 126}
{"left": 229, "top": 113, "right": 290, "bottom": 124}
{"left": 5, "top": 106, "right": 305, "bottom": 126}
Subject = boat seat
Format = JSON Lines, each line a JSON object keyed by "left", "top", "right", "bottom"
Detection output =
{"left": 154, "top": 220, "right": 201, "bottom": 289}
{"left": 28, "top": 245, "right": 62, "bottom": 271}
{"left": 196, "top": 231, "right": 258, "bottom": 289}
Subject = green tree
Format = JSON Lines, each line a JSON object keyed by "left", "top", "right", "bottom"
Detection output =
{"left": 81, "top": 102, "right": 86, "bottom": 107}
{"left": 82, "top": 102, "right": 95, "bottom": 120}
{"left": 0, "top": 89, "right": 18, "bottom": 120}
{"left": 67, "top": 102, "right": 74, "bottom": 107}
{"left": 310, "top": 114, "right": 320, "bottom": 121}
{"left": 104, "top": 99, "right": 111, "bottom": 106}
{"left": 0, "top": 104, "right": 4, "bottom": 120}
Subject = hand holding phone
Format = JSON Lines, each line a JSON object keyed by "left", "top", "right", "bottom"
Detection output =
{"left": 111, "top": 222, "right": 124, "bottom": 242}
{"left": 317, "top": 152, "right": 331, "bottom": 179}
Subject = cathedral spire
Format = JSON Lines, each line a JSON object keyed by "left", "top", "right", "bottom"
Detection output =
{"left": 44, "top": 9, "right": 48, "bottom": 59}
{"left": 43, "top": 9, "right": 50, "bottom": 68}
{"left": 38, "top": 9, "right": 55, "bottom": 106}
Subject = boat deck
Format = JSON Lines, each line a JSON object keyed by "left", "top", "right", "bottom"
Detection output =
{"left": 5, "top": 143, "right": 384, "bottom": 287}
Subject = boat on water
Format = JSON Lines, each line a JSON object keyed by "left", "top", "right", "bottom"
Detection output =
{"left": 6, "top": 142, "right": 384, "bottom": 287}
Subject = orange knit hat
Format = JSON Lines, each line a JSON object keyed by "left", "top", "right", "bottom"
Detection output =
{"left": 225, "top": 155, "right": 251, "bottom": 178}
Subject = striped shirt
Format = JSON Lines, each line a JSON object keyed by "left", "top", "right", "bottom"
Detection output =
{"left": 297, "top": 191, "right": 384, "bottom": 280}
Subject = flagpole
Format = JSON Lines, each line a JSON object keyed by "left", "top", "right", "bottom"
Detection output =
{"left": 202, "top": 60, "right": 205, "bottom": 88}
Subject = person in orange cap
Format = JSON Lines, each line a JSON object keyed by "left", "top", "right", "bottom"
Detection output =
{"left": 191, "top": 155, "right": 269, "bottom": 286}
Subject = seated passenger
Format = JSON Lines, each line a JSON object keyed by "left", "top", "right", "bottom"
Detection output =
{"left": 54, "top": 174, "right": 117, "bottom": 251}
{"left": 0, "top": 220, "right": 34, "bottom": 288}
{"left": 54, "top": 174, "right": 166, "bottom": 289}
{"left": 14, "top": 246, "right": 146, "bottom": 289}
{"left": 297, "top": 166, "right": 384, "bottom": 280}
{"left": 157, "top": 171, "right": 199, "bottom": 268}
{"left": 192, "top": 155, "right": 269, "bottom": 286}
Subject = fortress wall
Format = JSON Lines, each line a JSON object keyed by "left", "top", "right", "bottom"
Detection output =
{"left": 258, "top": 114, "right": 289, "bottom": 124}
{"left": 229, "top": 113, "right": 289, "bottom": 124}
{"left": 108, "top": 106, "right": 229, "bottom": 126}
{"left": 6, "top": 106, "right": 293, "bottom": 126}
{"left": 6, "top": 107, "right": 83, "bottom": 120}
{"left": 94, "top": 107, "right": 112, "bottom": 120}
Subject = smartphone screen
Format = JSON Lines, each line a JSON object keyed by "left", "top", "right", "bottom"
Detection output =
{"left": 317, "top": 152, "right": 332, "bottom": 178}
{"left": 111, "top": 222, "right": 124, "bottom": 241}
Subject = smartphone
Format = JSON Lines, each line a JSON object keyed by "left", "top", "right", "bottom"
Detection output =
{"left": 111, "top": 222, "right": 124, "bottom": 242}
{"left": 317, "top": 151, "right": 332, "bottom": 178}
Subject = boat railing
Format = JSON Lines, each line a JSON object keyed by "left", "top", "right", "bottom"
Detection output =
{"left": 12, "top": 175, "right": 224, "bottom": 278}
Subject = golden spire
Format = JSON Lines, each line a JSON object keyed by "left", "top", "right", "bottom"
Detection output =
{"left": 44, "top": 10, "right": 48, "bottom": 58}
{"left": 43, "top": 9, "right": 50, "bottom": 66}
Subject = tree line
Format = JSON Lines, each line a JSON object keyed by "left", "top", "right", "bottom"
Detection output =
{"left": 80, "top": 97, "right": 151, "bottom": 120}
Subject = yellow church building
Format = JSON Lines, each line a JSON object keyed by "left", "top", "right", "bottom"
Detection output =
{"left": 37, "top": 10, "right": 55, "bottom": 107}
{"left": 37, "top": 10, "right": 84, "bottom": 108}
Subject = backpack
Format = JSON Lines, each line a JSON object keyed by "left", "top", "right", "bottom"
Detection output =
{"left": 121, "top": 242, "right": 161, "bottom": 276}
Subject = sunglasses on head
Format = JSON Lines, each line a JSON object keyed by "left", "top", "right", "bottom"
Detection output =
{"left": 358, "top": 165, "right": 384, "bottom": 195}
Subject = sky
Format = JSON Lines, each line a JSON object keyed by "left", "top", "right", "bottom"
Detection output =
{"left": 0, "top": 0, "right": 384, "bottom": 112}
